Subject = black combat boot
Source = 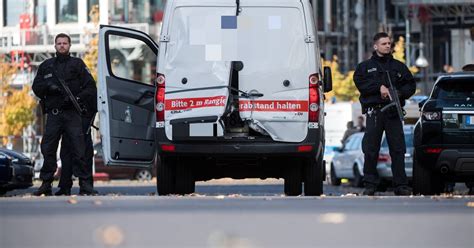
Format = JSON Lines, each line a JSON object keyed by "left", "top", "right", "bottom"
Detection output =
{"left": 394, "top": 185, "right": 412, "bottom": 196}
{"left": 54, "top": 188, "right": 71, "bottom": 196}
{"left": 33, "top": 181, "right": 53, "bottom": 196}
{"left": 79, "top": 180, "right": 98, "bottom": 196}
{"left": 362, "top": 186, "right": 376, "bottom": 196}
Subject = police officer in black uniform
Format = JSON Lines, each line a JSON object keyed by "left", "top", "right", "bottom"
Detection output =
{"left": 353, "top": 32, "right": 416, "bottom": 196}
{"left": 32, "top": 33, "right": 96, "bottom": 196}
{"left": 55, "top": 72, "right": 97, "bottom": 196}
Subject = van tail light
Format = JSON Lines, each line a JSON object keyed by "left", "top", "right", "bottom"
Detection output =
{"left": 155, "top": 73, "right": 166, "bottom": 122}
{"left": 378, "top": 153, "right": 391, "bottom": 162}
{"left": 309, "top": 73, "right": 320, "bottom": 122}
{"left": 161, "top": 144, "right": 175, "bottom": 152}
{"left": 298, "top": 145, "right": 313, "bottom": 152}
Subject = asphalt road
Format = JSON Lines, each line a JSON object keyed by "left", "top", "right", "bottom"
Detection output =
{"left": 1, "top": 180, "right": 473, "bottom": 248}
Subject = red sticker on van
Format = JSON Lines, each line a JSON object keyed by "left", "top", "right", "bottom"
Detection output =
{"left": 165, "top": 96, "right": 227, "bottom": 110}
{"left": 239, "top": 100, "right": 308, "bottom": 112}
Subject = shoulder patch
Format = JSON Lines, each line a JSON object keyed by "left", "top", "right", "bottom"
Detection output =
{"left": 367, "top": 68, "right": 377, "bottom": 73}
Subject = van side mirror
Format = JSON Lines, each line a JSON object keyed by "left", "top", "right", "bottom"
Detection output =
{"left": 323, "top": 66, "right": 332, "bottom": 93}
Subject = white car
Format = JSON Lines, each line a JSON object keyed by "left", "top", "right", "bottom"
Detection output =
{"left": 330, "top": 125, "right": 414, "bottom": 187}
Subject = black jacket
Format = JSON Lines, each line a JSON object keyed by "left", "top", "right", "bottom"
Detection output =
{"left": 353, "top": 52, "right": 416, "bottom": 110}
{"left": 32, "top": 53, "right": 97, "bottom": 117}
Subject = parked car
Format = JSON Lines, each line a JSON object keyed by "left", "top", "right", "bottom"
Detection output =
{"left": 330, "top": 132, "right": 365, "bottom": 187}
{"left": 0, "top": 148, "right": 34, "bottom": 195}
{"left": 330, "top": 125, "right": 414, "bottom": 187}
{"left": 97, "top": 0, "right": 333, "bottom": 196}
{"left": 413, "top": 72, "right": 474, "bottom": 195}
{"left": 94, "top": 144, "right": 156, "bottom": 181}
{"left": 324, "top": 145, "right": 341, "bottom": 182}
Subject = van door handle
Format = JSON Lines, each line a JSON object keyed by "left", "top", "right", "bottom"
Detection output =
{"left": 134, "top": 90, "right": 155, "bottom": 104}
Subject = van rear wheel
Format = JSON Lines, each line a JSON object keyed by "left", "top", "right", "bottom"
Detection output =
{"left": 157, "top": 156, "right": 176, "bottom": 195}
{"left": 175, "top": 158, "right": 195, "bottom": 195}
{"left": 284, "top": 160, "right": 302, "bottom": 196}
{"left": 304, "top": 157, "right": 323, "bottom": 196}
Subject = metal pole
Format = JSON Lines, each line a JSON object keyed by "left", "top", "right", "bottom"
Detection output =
{"left": 405, "top": 2, "right": 411, "bottom": 67}
{"left": 355, "top": 0, "right": 364, "bottom": 62}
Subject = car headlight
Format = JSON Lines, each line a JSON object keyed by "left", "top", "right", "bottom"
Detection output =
{"left": 422, "top": 111, "right": 441, "bottom": 121}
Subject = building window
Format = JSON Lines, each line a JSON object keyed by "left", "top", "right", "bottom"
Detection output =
{"left": 87, "top": 0, "right": 99, "bottom": 22}
{"left": 35, "top": 0, "right": 48, "bottom": 25}
{"left": 56, "top": 0, "right": 78, "bottom": 23}
{"left": 4, "top": 0, "right": 28, "bottom": 26}
{"left": 109, "top": 0, "right": 160, "bottom": 23}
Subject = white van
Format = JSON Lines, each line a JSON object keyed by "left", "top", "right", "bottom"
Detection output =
{"left": 97, "top": 0, "right": 332, "bottom": 196}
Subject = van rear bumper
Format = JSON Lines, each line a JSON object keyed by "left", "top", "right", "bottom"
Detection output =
{"left": 156, "top": 129, "right": 323, "bottom": 157}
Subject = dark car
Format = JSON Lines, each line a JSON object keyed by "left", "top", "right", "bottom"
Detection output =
{"left": 94, "top": 144, "right": 156, "bottom": 181}
{"left": 0, "top": 148, "right": 34, "bottom": 195}
{"left": 413, "top": 72, "right": 474, "bottom": 195}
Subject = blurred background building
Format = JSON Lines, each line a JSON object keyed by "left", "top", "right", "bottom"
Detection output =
{"left": 311, "top": 0, "right": 473, "bottom": 91}
{"left": 0, "top": 0, "right": 473, "bottom": 153}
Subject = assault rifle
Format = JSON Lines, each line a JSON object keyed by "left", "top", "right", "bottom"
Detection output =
{"left": 380, "top": 71, "right": 404, "bottom": 123}
{"left": 50, "top": 67, "right": 86, "bottom": 115}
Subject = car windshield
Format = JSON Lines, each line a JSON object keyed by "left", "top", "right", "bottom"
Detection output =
{"left": 433, "top": 78, "right": 474, "bottom": 100}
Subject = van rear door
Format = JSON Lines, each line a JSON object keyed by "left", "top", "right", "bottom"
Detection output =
{"left": 160, "top": 2, "right": 313, "bottom": 142}
{"left": 236, "top": 6, "right": 311, "bottom": 142}
{"left": 98, "top": 25, "right": 158, "bottom": 167}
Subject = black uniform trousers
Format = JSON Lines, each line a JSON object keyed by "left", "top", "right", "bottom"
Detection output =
{"left": 58, "top": 116, "right": 94, "bottom": 189}
{"left": 362, "top": 107, "right": 408, "bottom": 187}
{"left": 39, "top": 109, "right": 88, "bottom": 182}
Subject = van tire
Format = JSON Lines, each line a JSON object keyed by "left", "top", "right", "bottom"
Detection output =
{"left": 304, "top": 157, "right": 323, "bottom": 196}
{"left": 157, "top": 156, "right": 176, "bottom": 195}
{"left": 284, "top": 161, "right": 302, "bottom": 196}
{"left": 175, "top": 159, "right": 195, "bottom": 195}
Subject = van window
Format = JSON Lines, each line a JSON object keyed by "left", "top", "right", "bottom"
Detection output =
{"left": 107, "top": 34, "right": 157, "bottom": 85}
{"left": 164, "top": 7, "right": 308, "bottom": 87}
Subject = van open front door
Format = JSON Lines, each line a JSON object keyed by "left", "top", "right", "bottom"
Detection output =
{"left": 98, "top": 25, "right": 159, "bottom": 167}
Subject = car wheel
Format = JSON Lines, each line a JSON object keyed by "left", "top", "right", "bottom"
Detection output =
{"left": 135, "top": 169, "right": 152, "bottom": 181}
{"left": 304, "top": 157, "right": 323, "bottom": 196}
{"left": 330, "top": 164, "right": 341, "bottom": 186}
{"left": 284, "top": 159, "right": 302, "bottom": 196}
{"left": 352, "top": 165, "right": 364, "bottom": 188}
{"left": 175, "top": 158, "right": 195, "bottom": 195}
{"left": 157, "top": 156, "right": 176, "bottom": 195}
{"left": 413, "top": 151, "right": 442, "bottom": 195}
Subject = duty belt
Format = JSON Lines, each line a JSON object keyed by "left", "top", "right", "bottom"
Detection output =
{"left": 369, "top": 104, "right": 388, "bottom": 109}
